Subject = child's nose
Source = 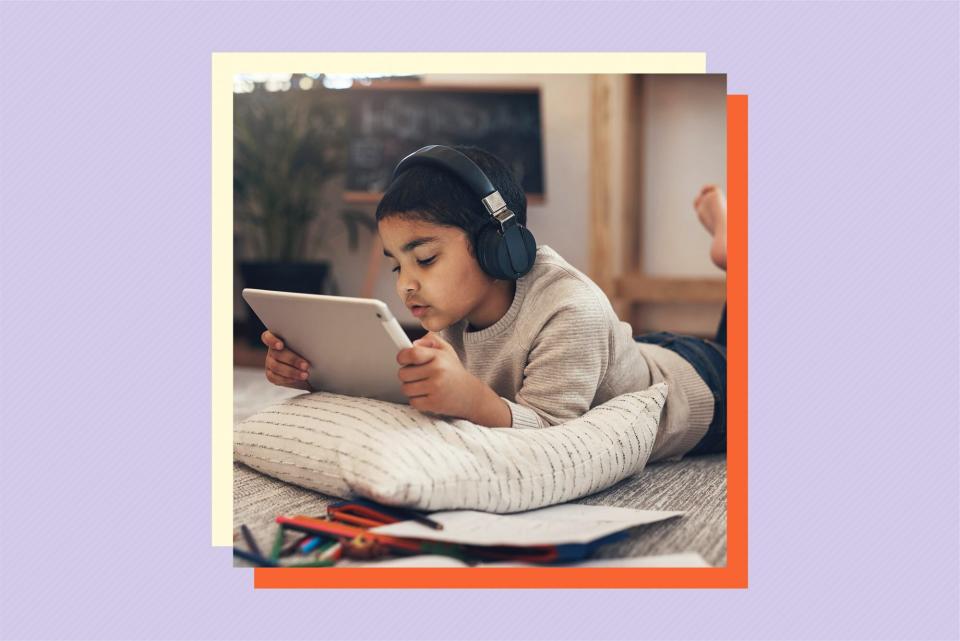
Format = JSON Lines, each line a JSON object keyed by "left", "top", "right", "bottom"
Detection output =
{"left": 397, "top": 274, "right": 418, "bottom": 294}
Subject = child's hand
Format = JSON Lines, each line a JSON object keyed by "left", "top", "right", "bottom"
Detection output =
{"left": 261, "top": 330, "right": 312, "bottom": 391}
{"left": 396, "top": 333, "right": 483, "bottom": 419}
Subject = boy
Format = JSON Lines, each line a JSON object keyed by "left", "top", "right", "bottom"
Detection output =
{"left": 262, "top": 146, "right": 726, "bottom": 462}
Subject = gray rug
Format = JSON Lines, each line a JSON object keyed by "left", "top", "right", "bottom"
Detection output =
{"left": 233, "top": 454, "right": 726, "bottom": 567}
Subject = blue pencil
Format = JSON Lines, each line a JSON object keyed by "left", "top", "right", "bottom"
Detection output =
{"left": 300, "top": 537, "right": 322, "bottom": 554}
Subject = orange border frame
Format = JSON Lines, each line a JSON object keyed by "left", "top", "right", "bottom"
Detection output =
{"left": 254, "top": 94, "right": 748, "bottom": 589}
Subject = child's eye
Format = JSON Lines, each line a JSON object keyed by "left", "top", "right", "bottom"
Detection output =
{"left": 391, "top": 256, "right": 436, "bottom": 273}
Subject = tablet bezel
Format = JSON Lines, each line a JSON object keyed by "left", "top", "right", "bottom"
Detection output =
{"left": 241, "top": 289, "right": 413, "bottom": 403}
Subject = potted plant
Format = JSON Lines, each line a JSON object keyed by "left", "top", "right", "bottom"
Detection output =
{"left": 234, "top": 85, "right": 375, "bottom": 344}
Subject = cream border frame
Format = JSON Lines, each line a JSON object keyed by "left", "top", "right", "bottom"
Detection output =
{"left": 213, "top": 52, "right": 707, "bottom": 546}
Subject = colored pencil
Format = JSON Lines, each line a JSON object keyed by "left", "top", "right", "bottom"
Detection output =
{"left": 269, "top": 525, "right": 286, "bottom": 560}
{"left": 300, "top": 537, "right": 322, "bottom": 554}
{"left": 233, "top": 547, "right": 278, "bottom": 567}
{"left": 329, "top": 500, "right": 444, "bottom": 530}
{"left": 285, "top": 559, "right": 335, "bottom": 568}
{"left": 279, "top": 534, "right": 312, "bottom": 558}
{"left": 392, "top": 507, "right": 444, "bottom": 531}
{"left": 318, "top": 542, "right": 343, "bottom": 562}
{"left": 240, "top": 524, "right": 263, "bottom": 558}
{"left": 276, "top": 515, "right": 426, "bottom": 554}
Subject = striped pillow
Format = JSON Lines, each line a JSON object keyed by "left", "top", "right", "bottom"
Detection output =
{"left": 234, "top": 383, "right": 666, "bottom": 513}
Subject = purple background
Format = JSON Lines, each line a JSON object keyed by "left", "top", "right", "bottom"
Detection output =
{"left": 1, "top": 2, "right": 957, "bottom": 640}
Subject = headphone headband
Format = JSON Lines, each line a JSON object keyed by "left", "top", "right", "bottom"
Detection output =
{"left": 392, "top": 145, "right": 517, "bottom": 231}
{"left": 389, "top": 145, "right": 536, "bottom": 280}
{"left": 394, "top": 145, "right": 495, "bottom": 198}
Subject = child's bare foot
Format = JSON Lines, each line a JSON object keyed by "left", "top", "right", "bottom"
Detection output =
{"left": 694, "top": 184, "right": 727, "bottom": 271}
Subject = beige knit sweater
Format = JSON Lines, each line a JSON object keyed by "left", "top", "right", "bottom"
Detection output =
{"left": 441, "top": 245, "right": 715, "bottom": 462}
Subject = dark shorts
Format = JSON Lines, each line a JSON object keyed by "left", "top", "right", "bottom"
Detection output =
{"left": 633, "top": 332, "right": 727, "bottom": 456}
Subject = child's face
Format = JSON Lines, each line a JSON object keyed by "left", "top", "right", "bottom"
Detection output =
{"left": 379, "top": 216, "right": 497, "bottom": 332}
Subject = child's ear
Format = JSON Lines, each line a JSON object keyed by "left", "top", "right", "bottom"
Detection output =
{"left": 462, "top": 232, "right": 476, "bottom": 258}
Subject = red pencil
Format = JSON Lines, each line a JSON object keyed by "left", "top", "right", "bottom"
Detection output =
{"left": 275, "top": 515, "right": 423, "bottom": 554}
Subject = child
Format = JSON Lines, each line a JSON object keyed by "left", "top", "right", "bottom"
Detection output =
{"left": 262, "top": 146, "right": 727, "bottom": 462}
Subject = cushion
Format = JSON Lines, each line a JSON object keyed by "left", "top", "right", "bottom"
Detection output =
{"left": 234, "top": 383, "right": 666, "bottom": 513}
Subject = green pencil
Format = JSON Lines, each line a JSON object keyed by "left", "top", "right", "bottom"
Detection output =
{"left": 285, "top": 559, "right": 335, "bottom": 568}
{"left": 269, "top": 524, "right": 286, "bottom": 561}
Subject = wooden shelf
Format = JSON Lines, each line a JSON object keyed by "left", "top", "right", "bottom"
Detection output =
{"left": 615, "top": 275, "right": 726, "bottom": 304}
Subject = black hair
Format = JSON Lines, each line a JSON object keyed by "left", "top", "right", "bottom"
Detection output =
{"left": 375, "top": 145, "right": 528, "bottom": 249}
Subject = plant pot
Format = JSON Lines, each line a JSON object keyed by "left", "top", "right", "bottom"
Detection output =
{"left": 239, "top": 261, "right": 330, "bottom": 346}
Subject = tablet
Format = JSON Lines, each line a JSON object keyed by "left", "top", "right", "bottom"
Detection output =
{"left": 241, "top": 289, "right": 413, "bottom": 404}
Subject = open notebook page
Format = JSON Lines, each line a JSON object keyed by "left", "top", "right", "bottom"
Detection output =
{"left": 371, "top": 503, "right": 684, "bottom": 546}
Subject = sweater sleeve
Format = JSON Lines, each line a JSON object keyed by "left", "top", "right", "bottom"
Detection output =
{"left": 505, "top": 303, "right": 609, "bottom": 429}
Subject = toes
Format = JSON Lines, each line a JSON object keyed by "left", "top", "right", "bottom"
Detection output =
{"left": 695, "top": 185, "right": 717, "bottom": 208}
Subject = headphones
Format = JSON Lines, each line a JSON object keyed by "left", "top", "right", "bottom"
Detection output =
{"left": 391, "top": 145, "right": 537, "bottom": 281}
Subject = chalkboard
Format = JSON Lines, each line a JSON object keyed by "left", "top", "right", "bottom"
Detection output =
{"left": 345, "top": 85, "right": 544, "bottom": 199}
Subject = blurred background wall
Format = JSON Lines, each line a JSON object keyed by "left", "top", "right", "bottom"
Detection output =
{"left": 233, "top": 73, "right": 726, "bottom": 357}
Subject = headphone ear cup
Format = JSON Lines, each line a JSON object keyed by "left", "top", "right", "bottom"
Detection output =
{"left": 474, "top": 224, "right": 504, "bottom": 279}
{"left": 498, "top": 225, "right": 536, "bottom": 278}
{"left": 516, "top": 226, "right": 537, "bottom": 275}
{"left": 475, "top": 223, "right": 537, "bottom": 280}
